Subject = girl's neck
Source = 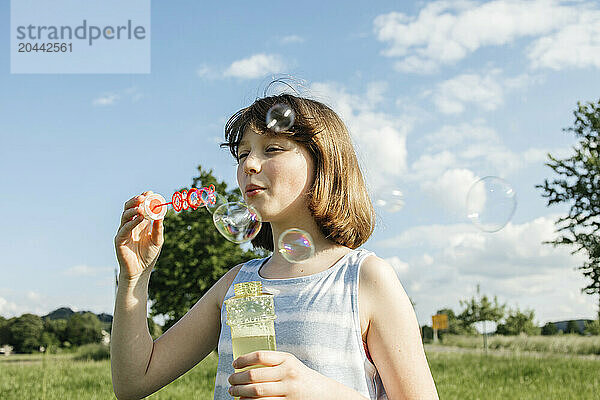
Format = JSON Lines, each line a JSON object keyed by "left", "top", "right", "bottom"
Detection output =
{"left": 263, "top": 220, "right": 352, "bottom": 278}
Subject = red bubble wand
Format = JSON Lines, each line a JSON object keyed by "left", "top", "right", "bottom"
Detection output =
{"left": 141, "top": 184, "right": 219, "bottom": 220}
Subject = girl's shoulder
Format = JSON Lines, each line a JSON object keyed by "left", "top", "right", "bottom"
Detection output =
{"left": 360, "top": 254, "right": 403, "bottom": 294}
{"left": 359, "top": 254, "right": 406, "bottom": 320}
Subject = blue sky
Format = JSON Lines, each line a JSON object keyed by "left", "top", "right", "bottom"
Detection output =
{"left": 1, "top": 0, "right": 600, "bottom": 326}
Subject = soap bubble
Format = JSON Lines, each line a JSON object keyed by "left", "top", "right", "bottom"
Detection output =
{"left": 374, "top": 189, "right": 404, "bottom": 213}
{"left": 466, "top": 176, "right": 517, "bottom": 233}
{"left": 201, "top": 190, "right": 229, "bottom": 214}
{"left": 266, "top": 104, "right": 295, "bottom": 132}
{"left": 277, "top": 228, "right": 315, "bottom": 263}
{"left": 213, "top": 202, "right": 262, "bottom": 243}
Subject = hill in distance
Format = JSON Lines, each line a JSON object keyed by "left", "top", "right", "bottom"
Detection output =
{"left": 43, "top": 307, "right": 113, "bottom": 323}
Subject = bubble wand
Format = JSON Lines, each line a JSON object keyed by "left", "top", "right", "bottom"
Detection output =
{"left": 139, "top": 184, "right": 262, "bottom": 244}
{"left": 140, "top": 184, "right": 219, "bottom": 221}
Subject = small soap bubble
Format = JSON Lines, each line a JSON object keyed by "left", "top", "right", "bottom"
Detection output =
{"left": 266, "top": 104, "right": 295, "bottom": 132}
{"left": 466, "top": 176, "right": 517, "bottom": 233}
{"left": 277, "top": 228, "right": 315, "bottom": 263}
{"left": 374, "top": 189, "right": 404, "bottom": 213}
{"left": 213, "top": 202, "right": 262, "bottom": 243}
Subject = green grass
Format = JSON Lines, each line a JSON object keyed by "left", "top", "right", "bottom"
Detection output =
{"left": 440, "top": 334, "right": 600, "bottom": 355}
{"left": 0, "top": 347, "right": 598, "bottom": 399}
{"left": 0, "top": 352, "right": 218, "bottom": 400}
{"left": 428, "top": 350, "right": 600, "bottom": 399}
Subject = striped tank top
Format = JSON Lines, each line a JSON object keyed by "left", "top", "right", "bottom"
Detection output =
{"left": 213, "top": 247, "right": 388, "bottom": 399}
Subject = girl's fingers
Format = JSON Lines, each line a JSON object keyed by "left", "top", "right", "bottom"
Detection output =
{"left": 151, "top": 218, "right": 164, "bottom": 247}
{"left": 122, "top": 190, "right": 152, "bottom": 212}
{"left": 120, "top": 207, "right": 142, "bottom": 226}
{"left": 123, "top": 193, "right": 146, "bottom": 211}
{"left": 115, "top": 214, "right": 144, "bottom": 242}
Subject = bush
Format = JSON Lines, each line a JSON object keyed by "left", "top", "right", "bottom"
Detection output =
{"left": 66, "top": 313, "right": 103, "bottom": 346}
{"left": 584, "top": 320, "right": 600, "bottom": 335}
{"left": 74, "top": 343, "right": 110, "bottom": 361}
{"left": 496, "top": 308, "right": 540, "bottom": 336}
{"left": 9, "top": 314, "right": 44, "bottom": 353}
{"left": 542, "top": 322, "right": 559, "bottom": 335}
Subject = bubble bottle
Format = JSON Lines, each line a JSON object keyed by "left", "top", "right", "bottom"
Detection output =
{"left": 225, "top": 281, "right": 277, "bottom": 380}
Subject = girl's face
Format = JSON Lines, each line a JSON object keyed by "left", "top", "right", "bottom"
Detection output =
{"left": 236, "top": 129, "right": 315, "bottom": 222}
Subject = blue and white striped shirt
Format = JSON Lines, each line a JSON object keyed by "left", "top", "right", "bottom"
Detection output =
{"left": 213, "top": 247, "right": 388, "bottom": 399}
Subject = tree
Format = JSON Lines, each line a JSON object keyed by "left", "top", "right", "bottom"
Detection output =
{"left": 66, "top": 312, "right": 103, "bottom": 346}
{"left": 496, "top": 307, "right": 540, "bottom": 336}
{"left": 584, "top": 319, "right": 600, "bottom": 335}
{"left": 541, "top": 322, "right": 558, "bottom": 336}
{"left": 149, "top": 166, "right": 266, "bottom": 330}
{"left": 147, "top": 317, "right": 162, "bottom": 340}
{"left": 420, "top": 325, "right": 433, "bottom": 342}
{"left": 457, "top": 285, "right": 506, "bottom": 327}
{"left": 9, "top": 314, "right": 44, "bottom": 353}
{"left": 39, "top": 331, "right": 60, "bottom": 352}
{"left": 43, "top": 318, "right": 68, "bottom": 344}
{"left": 435, "top": 308, "right": 476, "bottom": 337}
{"left": 0, "top": 316, "right": 11, "bottom": 345}
{"left": 537, "top": 99, "right": 600, "bottom": 321}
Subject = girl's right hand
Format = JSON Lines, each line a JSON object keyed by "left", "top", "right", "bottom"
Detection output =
{"left": 114, "top": 191, "right": 165, "bottom": 281}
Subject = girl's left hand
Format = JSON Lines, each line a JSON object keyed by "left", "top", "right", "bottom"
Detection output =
{"left": 228, "top": 350, "right": 332, "bottom": 399}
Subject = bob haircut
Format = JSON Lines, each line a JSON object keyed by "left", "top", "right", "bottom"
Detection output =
{"left": 220, "top": 93, "right": 375, "bottom": 252}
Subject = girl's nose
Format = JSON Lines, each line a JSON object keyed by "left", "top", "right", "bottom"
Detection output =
{"left": 243, "top": 155, "right": 261, "bottom": 175}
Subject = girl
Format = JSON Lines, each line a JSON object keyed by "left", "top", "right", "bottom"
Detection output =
{"left": 112, "top": 93, "right": 439, "bottom": 400}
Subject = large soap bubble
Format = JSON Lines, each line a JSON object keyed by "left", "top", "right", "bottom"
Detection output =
{"left": 466, "top": 176, "right": 517, "bottom": 233}
{"left": 213, "top": 202, "right": 262, "bottom": 243}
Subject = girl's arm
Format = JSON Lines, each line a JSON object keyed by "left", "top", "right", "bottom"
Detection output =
{"left": 361, "top": 256, "right": 440, "bottom": 400}
{"left": 111, "top": 265, "right": 238, "bottom": 399}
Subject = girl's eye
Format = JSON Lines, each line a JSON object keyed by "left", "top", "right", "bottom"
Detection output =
{"left": 237, "top": 147, "right": 282, "bottom": 162}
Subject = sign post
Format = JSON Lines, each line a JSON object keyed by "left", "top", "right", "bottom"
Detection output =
{"left": 432, "top": 314, "right": 449, "bottom": 343}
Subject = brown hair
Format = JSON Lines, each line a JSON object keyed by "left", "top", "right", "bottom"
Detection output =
{"left": 220, "top": 93, "right": 375, "bottom": 251}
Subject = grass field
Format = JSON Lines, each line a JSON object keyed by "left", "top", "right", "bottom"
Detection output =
{"left": 439, "top": 333, "right": 600, "bottom": 355}
{"left": 0, "top": 347, "right": 598, "bottom": 399}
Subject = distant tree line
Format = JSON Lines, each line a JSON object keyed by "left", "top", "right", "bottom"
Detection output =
{"left": 0, "top": 312, "right": 103, "bottom": 353}
{"left": 421, "top": 286, "right": 600, "bottom": 342}
{"left": 0, "top": 308, "right": 160, "bottom": 354}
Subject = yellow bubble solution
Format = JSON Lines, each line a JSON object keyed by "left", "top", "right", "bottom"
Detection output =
{"left": 225, "top": 281, "right": 277, "bottom": 398}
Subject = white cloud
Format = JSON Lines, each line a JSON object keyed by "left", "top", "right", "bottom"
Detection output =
{"left": 0, "top": 296, "right": 20, "bottom": 316}
{"left": 432, "top": 69, "right": 512, "bottom": 114}
{"left": 224, "top": 53, "right": 288, "bottom": 79}
{"left": 528, "top": 10, "right": 600, "bottom": 70}
{"left": 373, "top": 0, "right": 597, "bottom": 73}
{"left": 309, "top": 81, "right": 411, "bottom": 190}
{"left": 411, "top": 120, "right": 569, "bottom": 184}
{"left": 92, "top": 93, "right": 120, "bottom": 106}
{"left": 381, "top": 216, "right": 584, "bottom": 277}
{"left": 376, "top": 215, "right": 597, "bottom": 324}
{"left": 196, "top": 64, "right": 223, "bottom": 80}
{"left": 420, "top": 168, "right": 478, "bottom": 214}
{"left": 281, "top": 35, "right": 305, "bottom": 44}
{"left": 92, "top": 87, "right": 142, "bottom": 106}
{"left": 385, "top": 256, "right": 410, "bottom": 275}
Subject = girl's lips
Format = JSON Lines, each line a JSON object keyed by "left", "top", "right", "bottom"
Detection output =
{"left": 246, "top": 188, "right": 265, "bottom": 196}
